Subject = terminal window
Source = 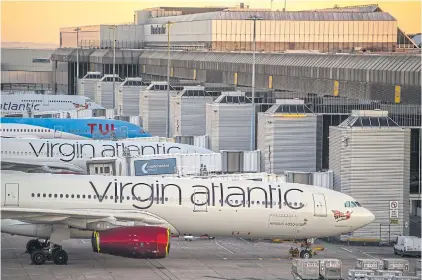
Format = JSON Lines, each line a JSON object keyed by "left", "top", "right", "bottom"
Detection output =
{"left": 32, "top": 58, "right": 50, "bottom": 63}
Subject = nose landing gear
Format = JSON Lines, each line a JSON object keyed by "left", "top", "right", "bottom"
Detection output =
{"left": 25, "top": 239, "right": 68, "bottom": 265}
{"left": 288, "top": 240, "right": 316, "bottom": 259}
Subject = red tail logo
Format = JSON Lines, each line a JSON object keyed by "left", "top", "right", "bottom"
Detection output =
{"left": 88, "top": 124, "right": 115, "bottom": 135}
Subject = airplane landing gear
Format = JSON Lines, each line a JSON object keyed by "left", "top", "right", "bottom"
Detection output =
{"left": 27, "top": 239, "right": 68, "bottom": 265}
{"left": 299, "top": 249, "right": 313, "bottom": 259}
{"left": 26, "top": 239, "right": 43, "bottom": 254}
{"left": 288, "top": 240, "right": 315, "bottom": 259}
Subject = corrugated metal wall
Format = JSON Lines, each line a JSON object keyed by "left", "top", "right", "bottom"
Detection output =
{"left": 95, "top": 80, "right": 123, "bottom": 109}
{"left": 78, "top": 78, "right": 101, "bottom": 100}
{"left": 117, "top": 85, "right": 147, "bottom": 116}
{"left": 140, "top": 89, "right": 178, "bottom": 137}
{"left": 137, "top": 51, "right": 421, "bottom": 104}
{"left": 206, "top": 103, "right": 253, "bottom": 152}
{"left": 52, "top": 49, "right": 421, "bottom": 100}
{"left": 329, "top": 126, "right": 411, "bottom": 241}
{"left": 257, "top": 113, "right": 323, "bottom": 175}
{"left": 171, "top": 95, "right": 214, "bottom": 136}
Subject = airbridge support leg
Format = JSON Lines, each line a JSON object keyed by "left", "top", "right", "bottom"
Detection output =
{"left": 30, "top": 226, "right": 70, "bottom": 265}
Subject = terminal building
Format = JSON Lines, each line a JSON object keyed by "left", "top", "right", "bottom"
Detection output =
{"left": 1, "top": 48, "right": 54, "bottom": 93}
{"left": 60, "top": 4, "right": 409, "bottom": 53}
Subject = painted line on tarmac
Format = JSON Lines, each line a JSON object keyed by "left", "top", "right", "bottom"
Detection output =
{"left": 341, "top": 247, "right": 353, "bottom": 253}
{"left": 80, "top": 239, "right": 88, "bottom": 244}
{"left": 361, "top": 251, "right": 376, "bottom": 258}
{"left": 239, "top": 237, "right": 250, "bottom": 243}
{"left": 215, "top": 241, "right": 234, "bottom": 254}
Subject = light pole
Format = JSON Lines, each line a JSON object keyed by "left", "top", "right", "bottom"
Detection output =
{"left": 166, "top": 21, "right": 173, "bottom": 138}
{"left": 74, "top": 27, "right": 81, "bottom": 95}
{"left": 246, "top": 15, "right": 263, "bottom": 151}
{"left": 109, "top": 25, "right": 117, "bottom": 113}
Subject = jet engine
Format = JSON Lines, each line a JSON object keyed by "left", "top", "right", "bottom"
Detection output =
{"left": 91, "top": 226, "right": 170, "bottom": 259}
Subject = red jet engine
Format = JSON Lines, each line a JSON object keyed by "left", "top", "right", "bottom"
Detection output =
{"left": 91, "top": 226, "right": 170, "bottom": 259}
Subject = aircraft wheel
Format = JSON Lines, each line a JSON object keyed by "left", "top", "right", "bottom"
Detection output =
{"left": 31, "top": 249, "right": 46, "bottom": 265}
{"left": 53, "top": 249, "right": 68, "bottom": 265}
{"left": 300, "top": 249, "right": 312, "bottom": 259}
{"left": 26, "top": 239, "right": 42, "bottom": 254}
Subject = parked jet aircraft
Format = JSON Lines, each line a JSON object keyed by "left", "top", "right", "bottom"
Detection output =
{"left": 1, "top": 171, "right": 375, "bottom": 265}
{"left": 0, "top": 138, "right": 213, "bottom": 174}
{"left": 0, "top": 93, "right": 104, "bottom": 115}
{"left": 0, "top": 117, "right": 152, "bottom": 139}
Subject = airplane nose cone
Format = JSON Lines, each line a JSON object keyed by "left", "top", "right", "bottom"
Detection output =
{"left": 363, "top": 209, "right": 375, "bottom": 225}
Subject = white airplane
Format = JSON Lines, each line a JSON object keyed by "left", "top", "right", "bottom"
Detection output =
{"left": 0, "top": 93, "right": 104, "bottom": 115}
{"left": 1, "top": 171, "right": 375, "bottom": 265}
{"left": 0, "top": 138, "right": 213, "bottom": 174}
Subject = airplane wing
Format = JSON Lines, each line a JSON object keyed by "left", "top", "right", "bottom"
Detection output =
{"left": 1, "top": 207, "right": 173, "bottom": 228}
{"left": 1, "top": 159, "right": 87, "bottom": 174}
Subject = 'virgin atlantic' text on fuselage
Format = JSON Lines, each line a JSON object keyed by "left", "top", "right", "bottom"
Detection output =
{"left": 29, "top": 141, "right": 182, "bottom": 162}
{"left": 89, "top": 179, "right": 306, "bottom": 210}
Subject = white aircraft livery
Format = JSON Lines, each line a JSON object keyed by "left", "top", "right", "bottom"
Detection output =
{"left": 0, "top": 138, "right": 213, "bottom": 174}
{"left": 1, "top": 172, "right": 375, "bottom": 265}
{"left": 0, "top": 93, "right": 104, "bottom": 115}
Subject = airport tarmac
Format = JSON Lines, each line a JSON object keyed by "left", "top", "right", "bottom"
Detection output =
{"left": 1, "top": 233, "right": 419, "bottom": 280}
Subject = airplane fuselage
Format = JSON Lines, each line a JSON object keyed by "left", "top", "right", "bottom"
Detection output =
{"left": 0, "top": 138, "right": 213, "bottom": 173}
{"left": 0, "top": 117, "right": 151, "bottom": 139}
{"left": 1, "top": 172, "right": 375, "bottom": 240}
{"left": 0, "top": 93, "right": 104, "bottom": 115}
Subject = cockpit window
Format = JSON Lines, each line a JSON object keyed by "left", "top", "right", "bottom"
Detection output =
{"left": 85, "top": 97, "right": 93, "bottom": 103}
{"left": 345, "top": 201, "right": 361, "bottom": 208}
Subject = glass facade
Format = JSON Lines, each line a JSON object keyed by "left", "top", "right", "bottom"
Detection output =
{"left": 211, "top": 19, "right": 398, "bottom": 52}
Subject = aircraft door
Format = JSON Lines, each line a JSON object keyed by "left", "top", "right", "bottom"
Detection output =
{"left": 192, "top": 191, "right": 208, "bottom": 212}
{"left": 312, "top": 193, "right": 327, "bottom": 217}
{"left": 4, "top": 183, "right": 19, "bottom": 206}
{"left": 54, "top": 126, "right": 62, "bottom": 138}
{"left": 42, "top": 95, "right": 49, "bottom": 106}
{"left": 120, "top": 126, "right": 128, "bottom": 139}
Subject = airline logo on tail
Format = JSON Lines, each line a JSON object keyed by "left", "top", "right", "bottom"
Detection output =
{"left": 332, "top": 210, "right": 352, "bottom": 222}
{"left": 73, "top": 103, "right": 90, "bottom": 111}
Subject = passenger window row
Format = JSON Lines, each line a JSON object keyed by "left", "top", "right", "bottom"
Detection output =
{"left": 1, "top": 128, "right": 50, "bottom": 132}
{"left": 21, "top": 100, "right": 72, "bottom": 103}
{"left": 0, "top": 128, "right": 91, "bottom": 133}
{"left": 1, "top": 150, "right": 88, "bottom": 156}
{"left": 344, "top": 201, "right": 361, "bottom": 208}
{"left": 30, "top": 193, "right": 304, "bottom": 207}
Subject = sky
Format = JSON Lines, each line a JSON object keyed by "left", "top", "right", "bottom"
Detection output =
{"left": 1, "top": 0, "right": 421, "bottom": 46}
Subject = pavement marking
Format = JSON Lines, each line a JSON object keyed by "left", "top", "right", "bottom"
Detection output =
{"left": 215, "top": 242, "right": 234, "bottom": 254}
{"left": 239, "top": 237, "right": 250, "bottom": 243}
{"left": 80, "top": 239, "right": 88, "bottom": 244}
{"left": 361, "top": 251, "right": 376, "bottom": 258}
{"left": 341, "top": 247, "right": 353, "bottom": 253}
